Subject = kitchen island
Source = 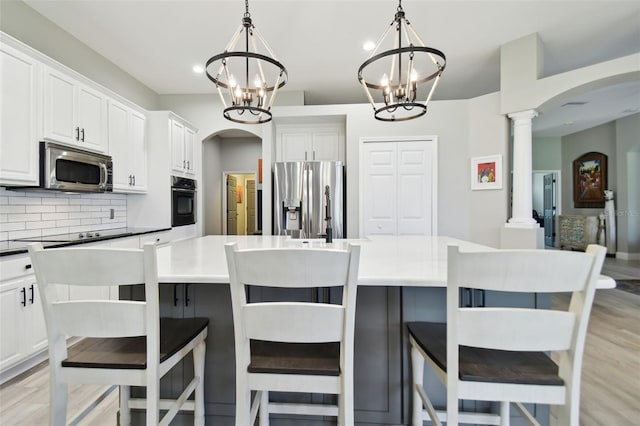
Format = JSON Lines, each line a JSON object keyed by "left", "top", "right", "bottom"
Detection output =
{"left": 138, "top": 235, "right": 613, "bottom": 425}
{"left": 156, "top": 235, "right": 491, "bottom": 286}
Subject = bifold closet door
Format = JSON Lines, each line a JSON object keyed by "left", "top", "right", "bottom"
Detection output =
{"left": 361, "top": 139, "right": 437, "bottom": 236}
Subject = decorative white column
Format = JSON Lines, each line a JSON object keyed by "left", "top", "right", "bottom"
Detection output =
{"left": 506, "top": 110, "right": 538, "bottom": 228}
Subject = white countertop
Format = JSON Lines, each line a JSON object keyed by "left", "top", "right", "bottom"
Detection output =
{"left": 156, "top": 235, "right": 615, "bottom": 289}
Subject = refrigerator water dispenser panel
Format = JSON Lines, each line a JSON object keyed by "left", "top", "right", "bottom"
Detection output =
{"left": 283, "top": 201, "right": 302, "bottom": 231}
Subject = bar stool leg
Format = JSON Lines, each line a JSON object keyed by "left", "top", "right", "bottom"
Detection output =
{"left": 259, "top": 391, "right": 269, "bottom": 426}
{"left": 193, "top": 341, "right": 206, "bottom": 426}
{"left": 411, "top": 344, "right": 425, "bottom": 426}
{"left": 119, "top": 385, "right": 130, "bottom": 426}
{"left": 500, "top": 401, "right": 510, "bottom": 426}
{"left": 50, "top": 378, "right": 68, "bottom": 426}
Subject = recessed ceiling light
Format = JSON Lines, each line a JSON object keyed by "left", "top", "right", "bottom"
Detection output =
{"left": 362, "top": 40, "right": 376, "bottom": 51}
{"left": 563, "top": 121, "right": 574, "bottom": 126}
{"left": 193, "top": 65, "right": 204, "bottom": 74}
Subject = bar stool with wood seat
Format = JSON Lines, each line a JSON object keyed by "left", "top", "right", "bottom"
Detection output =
{"left": 408, "top": 244, "right": 606, "bottom": 426}
{"left": 28, "top": 242, "right": 209, "bottom": 426}
{"left": 225, "top": 242, "right": 360, "bottom": 425}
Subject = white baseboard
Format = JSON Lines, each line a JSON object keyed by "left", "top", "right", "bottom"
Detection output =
{"left": 616, "top": 252, "right": 640, "bottom": 261}
{"left": 0, "top": 350, "right": 48, "bottom": 385}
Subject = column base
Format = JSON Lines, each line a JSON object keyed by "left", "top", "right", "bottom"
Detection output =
{"left": 500, "top": 226, "right": 544, "bottom": 249}
{"left": 506, "top": 218, "right": 539, "bottom": 229}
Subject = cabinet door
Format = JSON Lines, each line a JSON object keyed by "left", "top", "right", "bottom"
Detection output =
{"left": 0, "top": 43, "right": 40, "bottom": 186}
{"left": 76, "top": 83, "right": 106, "bottom": 152}
{"left": 277, "top": 131, "right": 309, "bottom": 162}
{"left": 310, "top": 128, "right": 342, "bottom": 161}
{"left": 108, "top": 100, "right": 131, "bottom": 190}
{"left": 0, "top": 278, "right": 25, "bottom": 370}
{"left": 171, "top": 120, "right": 186, "bottom": 173}
{"left": 354, "top": 287, "right": 403, "bottom": 424}
{"left": 184, "top": 126, "right": 195, "bottom": 176}
{"left": 129, "top": 110, "right": 147, "bottom": 191}
{"left": 44, "top": 67, "right": 76, "bottom": 145}
{"left": 26, "top": 278, "right": 48, "bottom": 354}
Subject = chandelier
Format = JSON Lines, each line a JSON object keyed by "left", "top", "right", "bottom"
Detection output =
{"left": 358, "top": 0, "right": 446, "bottom": 122}
{"left": 205, "top": 0, "right": 287, "bottom": 124}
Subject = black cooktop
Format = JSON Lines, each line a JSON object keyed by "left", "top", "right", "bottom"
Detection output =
{"left": 11, "top": 228, "right": 133, "bottom": 243}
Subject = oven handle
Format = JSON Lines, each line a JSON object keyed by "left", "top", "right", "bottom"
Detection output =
{"left": 171, "top": 188, "right": 196, "bottom": 193}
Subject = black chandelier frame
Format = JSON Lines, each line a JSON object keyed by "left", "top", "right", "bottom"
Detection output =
{"left": 205, "top": 2, "right": 287, "bottom": 124}
{"left": 357, "top": 1, "right": 446, "bottom": 122}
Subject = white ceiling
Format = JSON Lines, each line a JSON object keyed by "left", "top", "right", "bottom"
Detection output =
{"left": 21, "top": 0, "right": 640, "bottom": 136}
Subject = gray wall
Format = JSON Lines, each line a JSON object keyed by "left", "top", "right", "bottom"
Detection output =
{"left": 203, "top": 136, "right": 223, "bottom": 235}
{"left": 533, "top": 137, "right": 562, "bottom": 170}
{"left": 0, "top": 0, "right": 159, "bottom": 110}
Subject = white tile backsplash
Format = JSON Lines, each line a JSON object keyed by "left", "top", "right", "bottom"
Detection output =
{"left": 0, "top": 188, "right": 127, "bottom": 241}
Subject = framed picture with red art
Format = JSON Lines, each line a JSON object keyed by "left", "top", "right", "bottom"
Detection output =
{"left": 573, "top": 151, "right": 607, "bottom": 208}
{"left": 470, "top": 154, "right": 502, "bottom": 190}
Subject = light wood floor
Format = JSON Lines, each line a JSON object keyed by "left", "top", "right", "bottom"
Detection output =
{"left": 1, "top": 258, "right": 638, "bottom": 425}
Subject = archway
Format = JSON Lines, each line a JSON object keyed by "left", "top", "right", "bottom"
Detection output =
{"left": 201, "top": 129, "right": 262, "bottom": 235}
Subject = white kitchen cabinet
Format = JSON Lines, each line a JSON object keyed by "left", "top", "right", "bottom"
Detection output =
{"left": 108, "top": 99, "right": 147, "bottom": 193}
{"left": 0, "top": 42, "right": 40, "bottom": 186}
{"left": 43, "top": 66, "right": 107, "bottom": 153}
{"left": 0, "top": 257, "right": 48, "bottom": 373}
{"left": 171, "top": 117, "right": 196, "bottom": 176}
{"left": 276, "top": 122, "right": 344, "bottom": 162}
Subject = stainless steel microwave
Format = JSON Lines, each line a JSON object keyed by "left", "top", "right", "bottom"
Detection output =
{"left": 39, "top": 141, "right": 113, "bottom": 193}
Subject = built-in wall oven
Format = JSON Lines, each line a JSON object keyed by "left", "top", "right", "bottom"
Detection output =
{"left": 171, "top": 176, "right": 196, "bottom": 227}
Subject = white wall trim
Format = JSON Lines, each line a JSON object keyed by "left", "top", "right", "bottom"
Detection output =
{"left": 358, "top": 136, "right": 438, "bottom": 238}
{"left": 615, "top": 252, "right": 640, "bottom": 261}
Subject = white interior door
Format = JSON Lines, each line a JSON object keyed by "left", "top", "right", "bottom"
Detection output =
{"left": 362, "top": 142, "right": 397, "bottom": 236}
{"left": 397, "top": 141, "right": 434, "bottom": 235}
{"left": 361, "top": 139, "right": 437, "bottom": 237}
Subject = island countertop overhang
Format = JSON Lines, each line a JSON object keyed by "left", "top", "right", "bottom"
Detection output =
{"left": 156, "top": 235, "right": 615, "bottom": 289}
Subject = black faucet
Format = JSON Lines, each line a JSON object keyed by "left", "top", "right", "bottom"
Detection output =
{"left": 324, "top": 185, "right": 333, "bottom": 243}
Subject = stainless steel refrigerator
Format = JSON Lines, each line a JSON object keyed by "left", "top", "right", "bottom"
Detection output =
{"left": 273, "top": 161, "right": 345, "bottom": 239}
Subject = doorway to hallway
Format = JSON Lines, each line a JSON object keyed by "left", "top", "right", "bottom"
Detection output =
{"left": 223, "top": 172, "right": 257, "bottom": 235}
{"left": 533, "top": 170, "right": 561, "bottom": 248}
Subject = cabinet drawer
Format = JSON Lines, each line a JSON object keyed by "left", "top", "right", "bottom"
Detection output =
{"left": 0, "top": 255, "right": 34, "bottom": 281}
